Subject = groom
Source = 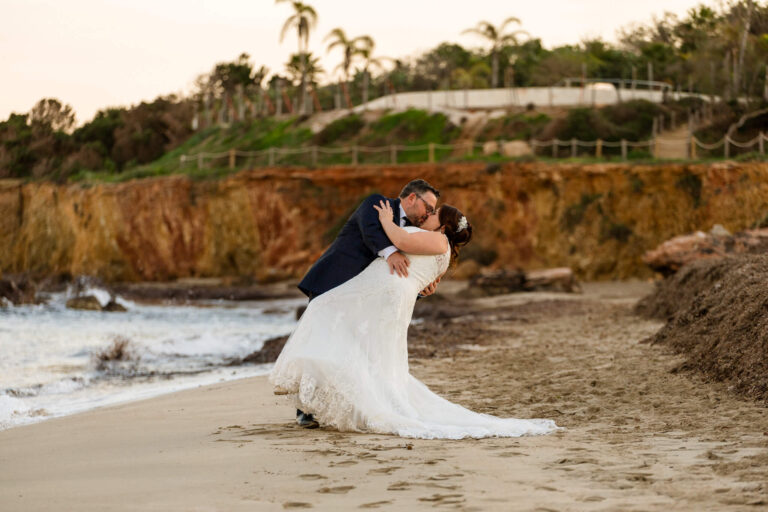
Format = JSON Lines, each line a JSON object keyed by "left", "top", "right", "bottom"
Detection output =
{"left": 294, "top": 179, "right": 441, "bottom": 428}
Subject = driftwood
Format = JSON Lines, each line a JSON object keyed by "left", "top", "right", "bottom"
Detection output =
{"left": 467, "top": 267, "right": 579, "bottom": 297}
{"left": 642, "top": 227, "right": 768, "bottom": 276}
{"left": 643, "top": 226, "right": 768, "bottom": 276}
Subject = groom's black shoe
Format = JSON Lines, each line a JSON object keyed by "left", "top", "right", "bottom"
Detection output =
{"left": 296, "top": 409, "right": 319, "bottom": 429}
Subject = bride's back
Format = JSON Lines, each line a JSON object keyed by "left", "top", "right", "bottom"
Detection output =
{"left": 361, "top": 227, "right": 449, "bottom": 296}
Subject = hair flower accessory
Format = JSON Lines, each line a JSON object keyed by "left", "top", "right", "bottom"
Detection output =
{"left": 456, "top": 216, "right": 468, "bottom": 233}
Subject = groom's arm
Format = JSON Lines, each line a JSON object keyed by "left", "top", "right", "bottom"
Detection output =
{"left": 356, "top": 195, "right": 394, "bottom": 254}
{"left": 357, "top": 195, "right": 409, "bottom": 277}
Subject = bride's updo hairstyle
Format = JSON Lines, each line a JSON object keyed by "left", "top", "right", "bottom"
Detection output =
{"left": 439, "top": 205, "right": 472, "bottom": 262}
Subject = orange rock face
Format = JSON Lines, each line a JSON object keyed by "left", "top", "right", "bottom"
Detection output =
{"left": 1, "top": 161, "right": 767, "bottom": 282}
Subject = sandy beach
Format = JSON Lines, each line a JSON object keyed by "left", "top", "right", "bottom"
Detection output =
{"left": 2, "top": 282, "right": 767, "bottom": 511}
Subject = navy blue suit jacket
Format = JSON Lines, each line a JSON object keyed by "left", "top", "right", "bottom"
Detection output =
{"left": 298, "top": 194, "right": 401, "bottom": 299}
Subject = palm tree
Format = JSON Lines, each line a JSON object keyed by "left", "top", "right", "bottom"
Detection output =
{"left": 452, "top": 62, "right": 492, "bottom": 89}
{"left": 275, "top": 0, "right": 318, "bottom": 114}
{"left": 462, "top": 18, "right": 528, "bottom": 88}
{"left": 356, "top": 37, "right": 387, "bottom": 106}
{"left": 285, "top": 52, "right": 324, "bottom": 86}
{"left": 324, "top": 28, "right": 371, "bottom": 108}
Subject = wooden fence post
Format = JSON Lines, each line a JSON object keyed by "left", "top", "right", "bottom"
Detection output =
{"left": 552, "top": 139, "right": 558, "bottom": 158}
{"left": 724, "top": 136, "right": 730, "bottom": 158}
{"left": 596, "top": 139, "right": 603, "bottom": 158}
{"left": 571, "top": 138, "right": 577, "bottom": 158}
{"left": 621, "top": 139, "right": 627, "bottom": 161}
{"left": 390, "top": 145, "right": 397, "bottom": 164}
{"left": 759, "top": 132, "right": 765, "bottom": 155}
{"left": 428, "top": 143, "right": 435, "bottom": 163}
{"left": 228, "top": 149, "right": 236, "bottom": 170}
{"left": 690, "top": 136, "right": 697, "bottom": 159}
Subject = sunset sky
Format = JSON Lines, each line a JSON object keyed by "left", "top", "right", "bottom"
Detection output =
{"left": 3, "top": 0, "right": 707, "bottom": 125}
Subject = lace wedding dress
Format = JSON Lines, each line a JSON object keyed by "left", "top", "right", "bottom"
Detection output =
{"left": 270, "top": 227, "right": 559, "bottom": 439}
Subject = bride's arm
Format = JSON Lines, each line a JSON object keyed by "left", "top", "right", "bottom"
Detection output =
{"left": 373, "top": 200, "right": 449, "bottom": 255}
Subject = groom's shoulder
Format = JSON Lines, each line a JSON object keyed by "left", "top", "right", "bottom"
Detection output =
{"left": 357, "top": 193, "right": 390, "bottom": 209}
{"left": 365, "top": 193, "right": 387, "bottom": 202}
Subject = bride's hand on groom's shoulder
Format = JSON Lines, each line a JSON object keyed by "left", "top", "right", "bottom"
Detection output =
{"left": 373, "top": 200, "right": 393, "bottom": 225}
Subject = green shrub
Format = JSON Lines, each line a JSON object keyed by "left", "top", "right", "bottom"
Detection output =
{"left": 314, "top": 114, "right": 364, "bottom": 145}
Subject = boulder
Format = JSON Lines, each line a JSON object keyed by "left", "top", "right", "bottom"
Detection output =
{"left": 240, "top": 335, "right": 289, "bottom": 364}
{"left": 482, "top": 141, "right": 499, "bottom": 155}
{"left": 0, "top": 274, "right": 40, "bottom": 305}
{"left": 500, "top": 140, "right": 533, "bottom": 157}
{"left": 66, "top": 295, "right": 103, "bottom": 311}
{"left": 103, "top": 300, "right": 127, "bottom": 312}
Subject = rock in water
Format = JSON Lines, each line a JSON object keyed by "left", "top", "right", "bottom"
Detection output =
{"left": 0, "top": 274, "right": 39, "bottom": 305}
{"left": 103, "top": 300, "right": 127, "bottom": 312}
{"left": 66, "top": 295, "right": 103, "bottom": 311}
{"left": 240, "top": 335, "right": 289, "bottom": 364}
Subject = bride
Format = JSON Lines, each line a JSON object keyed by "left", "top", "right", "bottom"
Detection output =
{"left": 270, "top": 200, "right": 559, "bottom": 439}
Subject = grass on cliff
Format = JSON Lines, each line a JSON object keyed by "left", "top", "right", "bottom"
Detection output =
{"left": 65, "top": 102, "right": 768, "bottom": 184}
{"left": 69, "top": 109, "right": 463, "bottom": 182}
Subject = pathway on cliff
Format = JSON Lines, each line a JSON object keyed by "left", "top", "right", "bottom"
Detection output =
{"left": 451, "top": 115, "right": 486, "bottom": 157}
{"left": 654, "top": 123, "right": 690, "bottom": 159}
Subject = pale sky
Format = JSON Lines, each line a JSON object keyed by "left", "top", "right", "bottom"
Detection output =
{"left": 2, "top": 0, "right": 707, "bottom": 125}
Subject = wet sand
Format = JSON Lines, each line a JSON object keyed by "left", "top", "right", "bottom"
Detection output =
{"left": 1, "top": 282, "right": 767, "bottom": 511}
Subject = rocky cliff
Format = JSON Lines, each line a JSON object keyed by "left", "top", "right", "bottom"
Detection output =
{"left": 1, "top": 162, "right": 766, "bottom": 282}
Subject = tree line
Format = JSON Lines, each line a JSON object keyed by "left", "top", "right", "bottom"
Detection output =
{"left": 1, "top": 0, "right": 766, "bottom": 180}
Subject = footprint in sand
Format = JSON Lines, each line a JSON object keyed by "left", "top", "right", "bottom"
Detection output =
{"left": 283, "top": 502, "right": 313, "bottom": 509}
{"left": 317, "top": 485, "right": 355, "bottom": 494}
{"left": 418, "top": 493, "right": 464, "bottom": 504}
{"left": 497, "top": 451, "right": 528, "bottom": 458}
{"left": 387, "top": 481, "right": 411, "bottom": 491}
{"left": 358, "top": 501, "right": 393, "bottom": 509}
{"left": 367, "top": 466, "right": 401, "bottom": 475}
{"left": 329, "top": 460, "right": 358, "bottom": 467}
{"left": 299, "top": 474, "right": 327, "bottom": 481}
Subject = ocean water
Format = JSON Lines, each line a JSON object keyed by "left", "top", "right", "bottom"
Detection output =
{"left": 0, "top": 287, "right": 304, "bottom": 430}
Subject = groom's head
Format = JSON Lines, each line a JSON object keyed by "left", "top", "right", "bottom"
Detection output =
{"left": 399, "top": 179, "right": 440, "bottom": 227}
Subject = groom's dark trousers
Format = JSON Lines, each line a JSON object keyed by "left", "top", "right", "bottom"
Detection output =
{"left": 295, "top": 194, "right": 402, "bottom": 424}
{"left": 298, "top": 194, "right": 402, "bottom": 299}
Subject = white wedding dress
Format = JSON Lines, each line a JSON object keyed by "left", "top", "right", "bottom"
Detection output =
{"left": 270, "top": 227, "right": 559, "bottom": 439}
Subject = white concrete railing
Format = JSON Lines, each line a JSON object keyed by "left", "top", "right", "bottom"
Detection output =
{"left": 351, "top": 87, "right": 713, "bottom": 112}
